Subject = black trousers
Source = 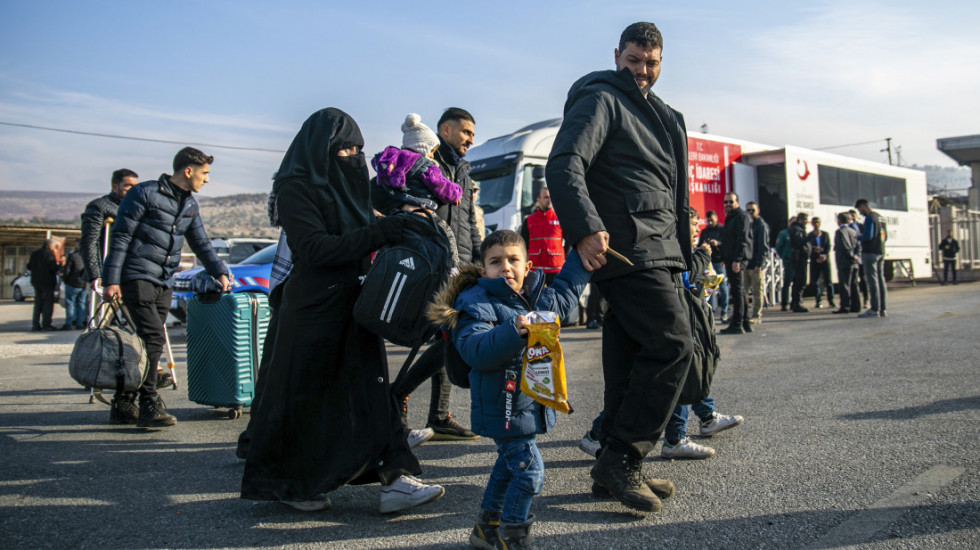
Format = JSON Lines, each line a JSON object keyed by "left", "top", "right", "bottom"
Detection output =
{"left": 725, "top": 260, "right": 748, "bottom": 327}
{"left": 943, "top": 260, "right": 957, "bottom": 283}
{"left": 837, "top": 265, "right": 861, "bottom": 311}
{"left": 120, "top": 280, "right": 171, "bottom": 400}
{"left": 31, "top": 287, "right": 56, "bottom": 329}
{"left": 596, "top": 268, "right": 692, "bottom": 458}
{"left": 390, "top": 339, "right": 452, "bottom": 423}
{"left": 790, "top": 257, "right": 807, "bottom": 308}
{"left": 586, "top": 282, "right": 605, "bottom": 323}
{"left": 809, "top": 261, "right": 835, "bottom": 305}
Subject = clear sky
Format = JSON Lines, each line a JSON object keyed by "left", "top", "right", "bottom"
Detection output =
{"left": 1, "top": 0, "right": 977, "bottom": 196}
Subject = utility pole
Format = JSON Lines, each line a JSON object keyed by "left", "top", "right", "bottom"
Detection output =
{"left": 881, "top": 137, "right": 893, "bottom": 165}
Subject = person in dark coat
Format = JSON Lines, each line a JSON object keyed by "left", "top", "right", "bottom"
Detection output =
{"left": 940, "top": 229, "right": 960, "bottom": 285}
{"left": 546, "top": 22, "right": 693, "bottom": 514}
{"left": 80, "top": 169, "right": 138, "bottom": 293}
{"left": 788, "top": 213, "right": 812, "bottom": 312}
{"left": 719, "top": 192, "right": 753, "bottom": 334}
{"left": 27, "top": 240, "right": 61, "bottom": 331}
{"left": 833, "top": 212, "right": 862, "bottom": 313}
{"left": 807, "top": 217, "right": 835, "bottom": 309}
{"left": 60, "top": 244, "right": 88, "bottom": 329}
{"left": 698, "top": 210, "right": 729, "bottom": 322}
{"left": 241, "top": 108, "right": 444, "bottom": 514}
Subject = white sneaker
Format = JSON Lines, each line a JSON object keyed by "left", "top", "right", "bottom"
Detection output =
{"left": 661, "top": 437, "right": 715, "bottom": 459}
{"left": 379, "top": 475, "right": 445, "bottom": 514}
{"left": 858, "top": 309, "right": 879, "bottom": 318}
{"left": 578, "top": 431, "right": 601, "bottom": 458}
{"left": 281, "top": 494, "right": 331, "bottom": 512}
{"left": 407, "top": 428, "right": 434, "bottom": 449}
{"left": 700, "top": 413, "right": 744, "bottom": 436}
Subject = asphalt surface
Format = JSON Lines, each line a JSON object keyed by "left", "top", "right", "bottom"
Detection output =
{"left": 0, "top": 281, "right": 978, "bottom": 549}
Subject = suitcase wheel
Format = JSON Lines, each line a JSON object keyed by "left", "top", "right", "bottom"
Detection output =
{"left": 228, "top": 407, "right": 243, "bottom": 419}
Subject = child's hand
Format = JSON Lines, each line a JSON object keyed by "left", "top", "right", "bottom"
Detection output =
{"left": 514, "top": 314, "right": 530, "bottom": 336}
{"left": 699, "top": 242, "right": 712, "bottom": 254}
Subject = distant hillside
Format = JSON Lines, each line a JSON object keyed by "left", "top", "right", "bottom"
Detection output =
{"left": 0, "top": 191, "right": 276, "bottom": 239}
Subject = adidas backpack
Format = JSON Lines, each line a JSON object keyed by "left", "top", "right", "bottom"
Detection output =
{"left": 354, "top": 211, "right": 452, "bottom": 348}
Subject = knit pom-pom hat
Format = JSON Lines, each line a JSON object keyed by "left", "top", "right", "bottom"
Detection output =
{"left": 401, "top": 113, "right": 440, "bottom": 156}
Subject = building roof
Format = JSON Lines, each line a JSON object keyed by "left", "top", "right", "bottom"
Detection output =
{"left": 937, "top": 134, "right": 980, "bottom": 166}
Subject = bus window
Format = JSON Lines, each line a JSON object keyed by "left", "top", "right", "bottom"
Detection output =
{"left": 818, "top": 165, "right": 907, "bottom": 211}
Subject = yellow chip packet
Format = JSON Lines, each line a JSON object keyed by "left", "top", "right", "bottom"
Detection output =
{"left": 520, "top": 311, "right": 572, "bottom": 414}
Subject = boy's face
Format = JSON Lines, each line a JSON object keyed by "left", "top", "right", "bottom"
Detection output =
{"left": 690, "top": 217, "right": 699, "bottom": 247}
{"left": 480, "top": 243, "right": 531, "bottom": 292}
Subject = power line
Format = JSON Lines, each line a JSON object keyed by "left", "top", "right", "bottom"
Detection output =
{"left": 0, "top": 121, "right": 286, "bottom": 153}
{"left": 814, "top": 138, "right": 889, "bottom": 151}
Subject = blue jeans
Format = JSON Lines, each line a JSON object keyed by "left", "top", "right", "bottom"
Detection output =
{"left": 63, "top": 285, "right": 88, "bottom": 327}
{"left": 711, "top": 261, "right": 729, "bottom": 317}
{"left": 481, "top": 436, "right": 544, "bottom": 524}
{"left": 665, "top": 396, "right": 716, "bottom": 444}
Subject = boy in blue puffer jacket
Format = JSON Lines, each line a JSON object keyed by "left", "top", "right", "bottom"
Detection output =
{"left": 428, "top": 229, "right": 589, "bottom": 550}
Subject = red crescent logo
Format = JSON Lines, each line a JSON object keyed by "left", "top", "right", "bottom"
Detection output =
{"left": 796, "top": 159, "right": 810, "bottom": 180}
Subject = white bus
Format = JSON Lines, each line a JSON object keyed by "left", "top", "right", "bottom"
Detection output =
{"left": 468, "top": 120, "right": 930, "bottom": 281}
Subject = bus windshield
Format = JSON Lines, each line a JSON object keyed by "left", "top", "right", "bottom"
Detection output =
{"left": 470, "top": 153, "right": 523, "bottom": 214}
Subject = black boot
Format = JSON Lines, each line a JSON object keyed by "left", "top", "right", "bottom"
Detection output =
{"left": 592, "top": 477, "right": 675, "bottom": 500}
{"left": 137, "top": 395, "right": 177, "bottom": 428}
{"left": 495, "top": 515, "right": 535, "bottom": 550}
{"left": 590, "top": 448, "right": 661, "bottom": 512}
{"left": 109, "top": 393, "right": 138, "bottom": 425}
{"left": 470, "top": 508, "right": 501, "bottom": 550}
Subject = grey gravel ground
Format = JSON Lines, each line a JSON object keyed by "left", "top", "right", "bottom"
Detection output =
{"left": 0, "top": 281, "right": 978, "bottom": 549}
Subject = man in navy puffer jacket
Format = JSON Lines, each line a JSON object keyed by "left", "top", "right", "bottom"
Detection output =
{"left": 428, "top": 230, "right": 589, "bottom": 549}
{"left": 104, "top": 147, "right": 230, "bottom": 428}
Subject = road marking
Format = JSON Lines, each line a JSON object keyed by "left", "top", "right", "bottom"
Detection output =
{"left": 807, "top": 465, "right": 965, "bottom": 549}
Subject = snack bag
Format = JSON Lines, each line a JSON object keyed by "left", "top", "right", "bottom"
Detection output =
{"left": 700, "top": 262, "right": 725, "bottom": 300}
{"left": 520, "top": 311, "right": 572, "bottom": 414}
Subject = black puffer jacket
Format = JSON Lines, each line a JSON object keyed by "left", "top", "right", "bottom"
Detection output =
{"left": 433, "top": 139, "right": 482, "bottom": 263}
{"left": 79, "top": 193, "right": 121, "bottom": 281}
{"left": 546, "top": 68, "right": 691, "bottom": 281}
{"left": 721, "top": 207, "right": 752, "bottom": 264}
{"left": 103, "top": 175, "right": 228, "bottom": 287}
{"left": 61, "top": 250, "right": 87, "bottom": 288}
{"left": 789, "top": 221, "right": 811, "bottom": 263}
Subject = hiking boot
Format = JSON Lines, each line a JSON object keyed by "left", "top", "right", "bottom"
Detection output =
{"left": 578, "top": 431, "right": 601, "bottom": 458}
{"left": 407, "top": 428, "right": 434, "bottom": 449}
{"left": 495, "top": 516, "right": 535, "bottom": 550}
{"left": 157, "top": 369, "right": 174, "bottom": 390}
{"left": 109, "top": 393, "right": 138, "bottom": 425}
{"left": 427, "top": 414, "right": 479, "bottom": 440}
{"left": 700, "top": 413, "right": 744, "bottom": 436}
{"left": 281, "top": 494, "right": 331, "bottom": 512}
{"left": 661, "top": 437, "right": 715, "bottom": 459}
{"left": 590, "top": 448, "right": 661, "bottom": 512}
{"left": 469, "top": 509, "right": 501, "bottom": 550}
{"left": 592, "top": 477, "right": 674, "bottom": 500}
{"left": 379, "top": 475, "right": 444, "bottom": 514}
{"left": 137, "top": 396, "right": 177, "bottom": 428}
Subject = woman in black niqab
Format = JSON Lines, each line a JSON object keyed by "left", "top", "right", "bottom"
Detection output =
{"left": 242, "top": 108, "right": 443, "bottom": 511}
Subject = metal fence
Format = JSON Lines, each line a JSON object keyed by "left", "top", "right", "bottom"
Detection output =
{"left": 930, "top": 205, "right": 980, "bottom": 272}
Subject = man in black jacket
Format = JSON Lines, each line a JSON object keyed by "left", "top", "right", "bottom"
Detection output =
{"left": 833, "top": 212, "right": 862, "bottom": 313}
{"left": 788, "top": 213, "right": 811, "bottom": 312}
{"left": 546, "top": 22, "right": 692, "bottom": 513}
{"left": 807, "top": 217, "right": 835, "bottom": 309}
{"left": 104, "top": 147, "right": 229, "bottom": 428}
{"left": 856, "top": 199, "right": 887, "bottom": 317}
{"left": 27, "top": 240, "right": 61, "bottom": 331}
{"left": 60, "top": 243, "right": 88, "bottom": 329}
{"left": 390, "top": 107, "right": 481, "bottom": 442}
{"left": 940, "top": 229, "right": 960, "bottom": 285}
{"left": 80, "top": 169, "right": 138, "bottom": 295}
{"left": 720, "top": 193, "right": 753, "bottom": 334}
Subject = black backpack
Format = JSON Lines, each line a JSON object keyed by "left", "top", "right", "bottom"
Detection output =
{"left": 676, "top": 282, "right": 721, "bottom": 406}
{"left": 353, "top": 211, "right": 451, "bottom": 348}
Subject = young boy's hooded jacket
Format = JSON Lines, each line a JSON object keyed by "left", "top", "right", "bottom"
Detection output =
{"left": 428, "top": 250, "right": 589, "bottom": 439}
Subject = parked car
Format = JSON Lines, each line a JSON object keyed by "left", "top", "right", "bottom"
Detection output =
{"left": 11, "top": 272, "right": 61, "bottom": 302}
{"left": 204, "top": 238, "right": 278, "bottom": 265}
{"left": 170, "top": 243, "right": 276, "bottom": 322}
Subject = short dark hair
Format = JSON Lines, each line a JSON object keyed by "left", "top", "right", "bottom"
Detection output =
{"left": 837, "top": 212, "right": 850, "bottom": 224}
{"left": 437, "top": 107, "right": 475, "bottom": 129}
{"left": 812, "top": 217, "right": 821, "bottom": 224}
{"left": 480, "top": 229, "right": 526, "bottom": 262}
{"left": 855, "top": 198, "right": 869, "bottom": 209}
{"left": 619, "top": 22, "right": 663, "bottom": 52}
{"left": 726, "top": 191, "right": 739, "bottom": 201}
{"left": 173, "top": 147, "right": 214, "bottom": 173}
{"left": 537, "top": 186, "right": 549, "bottom": 198}
{"left": 689, "top": 207, "right": 699, "bottom": 220}
{"left": 111, "top": 168, "right": 138, "bottom": 186}
{"left": 746, "top": 201, "right": 757, "bottom": 208}
{"left": 706, "top": 210, "right": 717, "bottom": 218}
{"left": 796, "top": 212, "right": 809, "bottom": 223}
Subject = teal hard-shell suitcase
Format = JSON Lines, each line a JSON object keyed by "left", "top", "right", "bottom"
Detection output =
{"left": 186, "top": 292, "right": 270, "bottom": 418}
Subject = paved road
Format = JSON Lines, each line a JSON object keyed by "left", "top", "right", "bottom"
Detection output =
{"left": 0, "top": 282, "right": 978, "bottom": 549}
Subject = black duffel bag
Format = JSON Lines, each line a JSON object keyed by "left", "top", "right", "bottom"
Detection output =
{"left": 68, "top": 299, "right": 149, "bottom": 394}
